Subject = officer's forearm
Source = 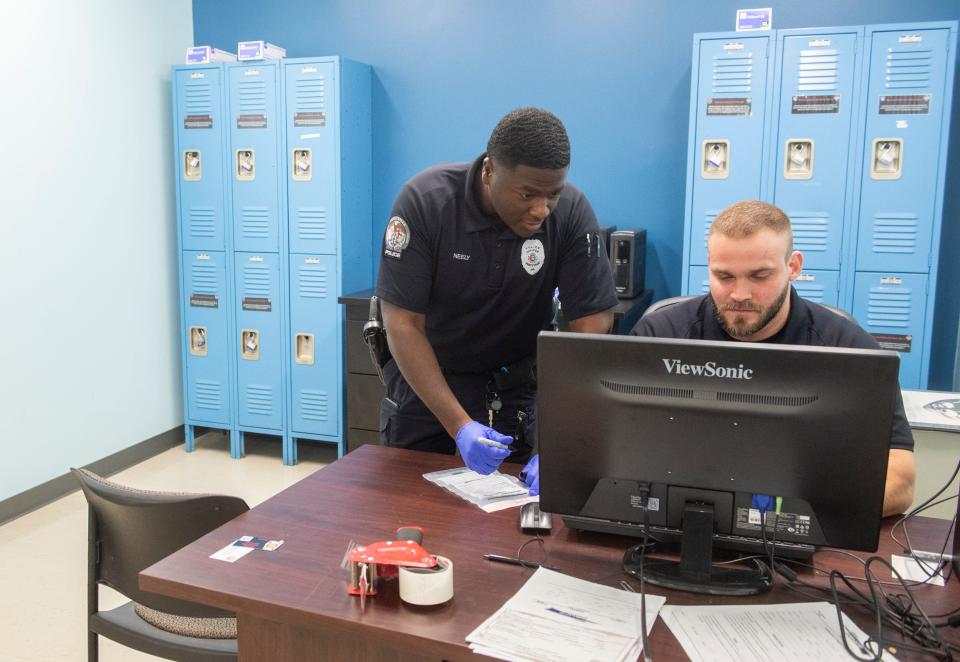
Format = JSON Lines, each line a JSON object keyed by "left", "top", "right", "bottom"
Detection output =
{"left": 382, "top": 302, "right": 472, "bottom": 438}
{"left": 883, "top": 448, "right": 916, "bottom": 517}
{"left": 568, "top": 307, "right": 615, "bottom": 334}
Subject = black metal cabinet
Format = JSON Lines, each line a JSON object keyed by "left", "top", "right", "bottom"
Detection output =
{"left": 338, "top": 289, "right": 383, "bottom": 453}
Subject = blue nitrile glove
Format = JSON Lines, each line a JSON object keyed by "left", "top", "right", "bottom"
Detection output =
{"left": 454, "top": 421, "right": 511, "bottom": 475}
{"left": 520, "top": 454, "right": 540, "bottom": 496}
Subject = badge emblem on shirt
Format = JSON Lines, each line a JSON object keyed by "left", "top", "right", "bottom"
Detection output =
{"left": 521, "top": 239, "right": 545, "bottom": 275}
{"left": 384, "top": 216, "right": 410, "bottom": 259}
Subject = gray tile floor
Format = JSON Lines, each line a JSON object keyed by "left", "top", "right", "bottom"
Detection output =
{"left": 0, "top": 432, "right": 337, "bottom": 661}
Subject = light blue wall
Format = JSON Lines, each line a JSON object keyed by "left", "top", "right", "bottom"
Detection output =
{"left": 0, "top": 0, "right": 194, "bottom": 501}
{"left": 192, "top": 0, "right": 960, "bottom": 389}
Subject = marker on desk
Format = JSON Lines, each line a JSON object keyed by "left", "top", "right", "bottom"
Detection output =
{"left": 483, "top": 554, "right": 559, "bottom": 571}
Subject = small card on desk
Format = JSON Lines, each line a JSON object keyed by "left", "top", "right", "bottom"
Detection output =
{"left": 210, "top": 535, "right": 285, "bottom": 562}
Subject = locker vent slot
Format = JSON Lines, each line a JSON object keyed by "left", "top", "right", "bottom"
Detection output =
{"left": 238, "top": 80, "right": 267, "bottom": 113}
{"left": 297, "top": 208, "right": 330, "bottom": 241}
{"left": 246, "top": 385, "right": 274, "bottom": 416}
{"left": 298, "top": 264, "right": 330, "bottom": 299}
{"left": 700, "top": 211, "right": 719, "bottom": 250}
{"left": 791, "top": 213, "right": 829, "bottom": 254}
{"left": 867, "top": 288, "right": 911, "bottom": 329}
{"left": 242, "top": 265, "right": 271, "bottom": 297}
{"left": 190, "top": 264, "right": 218, "bottom": 294}
{"left": 299, "top": 389, "right": 330, "bottom": 421}
{"left": 184, "top": 82, "right": 213, "bottom": 114}
{"left": 886, "top": 50, "right": 933, "bottom": 90}
{"left": 797, "top": 50, "right": 838, "bottom": 91}
{"left": 295, "top": 77, "right": 327, "bottom": 112}
{"left": 193, "top": 379, "right": 223, "bottom": 411}
{"left": 188, "top": 207, "right": 216, "bottom": 238}
{"left": 711, "top": 53, "right": 754, "bottom": 94}
{"left": 871, "top": 213, "right": 918, "bottom": 254}
{"left": 793, "top": 282, "right": 826, "bottom": 303}
{"left": 241, "top": 207, "right": 270, "bottom": 239}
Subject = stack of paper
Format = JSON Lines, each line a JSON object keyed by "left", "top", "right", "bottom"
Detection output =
{"left": 466, "top": 568, "right": 664, "bottom": 662}
{"left": 423, "top": 467, "right": 536, "bottom": 512}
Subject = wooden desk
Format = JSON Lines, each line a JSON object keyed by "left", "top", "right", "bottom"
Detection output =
{"left": 141, "top": 445, "right": 960, "bottom": 661}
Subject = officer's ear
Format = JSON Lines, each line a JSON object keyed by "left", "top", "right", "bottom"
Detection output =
{"left": 481, "top": 157, "right": 493, "bottom": 186}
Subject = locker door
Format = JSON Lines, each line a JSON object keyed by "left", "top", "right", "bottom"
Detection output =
{"left": 856, "top": 28, "right": 951, "bottom": 273}
{"left": 688, "top": 35, "right": 771, "bottom": 266}
{"left": 183, "top": 251, "right": 230, "bottom": 424}
{"left": 773, "top": 31, "right": 860, "bottom": 271}
{"left": 229, "top": 63, "right": 281, "bottom": 253}
{"left": 792, "top": 270, "right": 840, "bottom": 306}
{"left": 686, "top": 265, "right": 711, "bottom": 296}
{"left": 285, "top": 60, "right": 339, "bottom": 255}
{"left": 289, "top": 255, "right": 339, "bottom": 437}
{"left": 852, "top": 272, "right": 927, "bottom": 387}
{"left": 175, "top": 67, "right": 227, "bottom": 251}
{"left": 235, "top": 252, "right": 284, "bottom": 429}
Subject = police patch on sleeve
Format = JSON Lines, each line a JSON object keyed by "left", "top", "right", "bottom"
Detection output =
{"left": 521, "top": 239, "right": 545, "bottom": 275}
{"left": 384, "top": 216, "right": 410, "bottom": 259}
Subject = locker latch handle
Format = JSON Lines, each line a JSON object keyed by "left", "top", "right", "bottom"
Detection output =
{"left": 702, "top": 140, "right": 730, "bottom": 179}
{"left": 871, "top": 139, "right": 903, "bottom": 180}
{"left": 189, "top": 326, "right": 207, "bottom": 356}
{"left": 293, "top": 148, "right": 312, "bottom": 181}
{"left": 784, "top": 139, "right": 814, "bottom": 180}
{"left": 184, "top": 150, "right": 202, "bottom": 181}
{"left": 295, "top": 333, "right": 315, "bottom": 365}
{"left": 241, "top": 329, "right": 260, "bottom": 360}
{"left": 236, "top": 149, "right": 255, "bottom": 181}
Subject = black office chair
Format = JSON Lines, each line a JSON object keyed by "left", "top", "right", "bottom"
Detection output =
{"left": 71, "top": 467, "right": 249, "bottom": 662}
{"left": 641, "top": 294, "right": 858, "bottom": 324}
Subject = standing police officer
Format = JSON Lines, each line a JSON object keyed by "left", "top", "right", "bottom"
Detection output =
{"left": 375, "top": 108, "right": 618, "bottom": 492}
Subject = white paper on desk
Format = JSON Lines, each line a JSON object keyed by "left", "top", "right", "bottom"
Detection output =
{"left": 423, "top": 466, "right": 534, "bottom": 511}
{"left": 466, "top": 567, "right": 664, "bottom": 662}
{"left": 891, "top": 554, "right": 947, "bottom": 586}
{"left": 660, "top": 602, "right": 897, "bottom": 662}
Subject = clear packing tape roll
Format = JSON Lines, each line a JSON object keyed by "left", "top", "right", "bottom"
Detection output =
{"left": 398, "top": 555, "right": 454, "bottom": 605}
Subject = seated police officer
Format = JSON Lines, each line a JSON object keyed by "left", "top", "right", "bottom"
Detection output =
{"left": 631, "top": 199, "right": 916, "bottom": 516}
{"left": 375, "top": 108, "right": 618, "bottom": 491}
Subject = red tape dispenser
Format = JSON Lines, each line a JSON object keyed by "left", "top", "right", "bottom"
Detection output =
{"left": 348, "top": 526, "right": 453, "bottom": 611}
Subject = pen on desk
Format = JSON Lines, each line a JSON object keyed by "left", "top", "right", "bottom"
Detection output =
{"left": 483, "top": 554, "right": 559, "bottom": 571}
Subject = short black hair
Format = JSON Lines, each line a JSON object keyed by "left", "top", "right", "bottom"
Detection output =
{"left": 486, "top": 108, "right": 571, "bottom": 170}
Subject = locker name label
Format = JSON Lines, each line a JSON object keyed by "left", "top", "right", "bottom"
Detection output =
{"left": 237, "top": 114, "right": 268, "bottom": 129}
{"left": 871, "top": 333, "right": 912, "bottom": 353}
{"left": 184, "top": 114, "right": 213, "bottom": 129}
{"left": 294, "top": 112, "right": 326, "bottom": 127}
{"left": 242, "top": 297, "right": 272, "bottom": 312}
{"left": 879, "top": 95, "right": 930, "bottom": 115}
{"left": 190, "top": 294, "right": 219, "bottom": 308}
{"left": 706, "top": 97, "right": 752, "bottom": 116}
{"left": 792, "top": 95, "right": 839, "bottom": 114}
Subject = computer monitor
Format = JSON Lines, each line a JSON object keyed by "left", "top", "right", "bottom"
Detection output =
{"left": 537, "top": 331, "right": 900, "bottom": 595}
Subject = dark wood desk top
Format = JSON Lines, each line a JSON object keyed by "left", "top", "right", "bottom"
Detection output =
{"left": 142, "top": 445, "right": 960, "bottom": 661}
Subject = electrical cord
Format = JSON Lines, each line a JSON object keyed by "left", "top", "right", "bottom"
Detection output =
{"left": 638, "top": 488, "right": 653, "bottom": 662}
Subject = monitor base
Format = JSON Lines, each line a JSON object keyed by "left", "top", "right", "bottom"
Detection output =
{"left": 624, "top": 551, "right": 772, "bottom": 596}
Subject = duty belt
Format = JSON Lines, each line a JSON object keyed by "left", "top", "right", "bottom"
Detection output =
{"left": 442, "top": 355, "right": 536, "bottom": 390}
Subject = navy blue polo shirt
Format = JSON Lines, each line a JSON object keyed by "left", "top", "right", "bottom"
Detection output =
{"left": 376, "top": 154, "right": 618, "bottom": 373}
{"left": 630, "top": 287, "right": 914, "bottom": 451}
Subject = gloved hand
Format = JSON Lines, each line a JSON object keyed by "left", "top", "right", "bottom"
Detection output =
{"left": 520, "top": 454, "right": 540, "bottom": 496}
{"left": 454, "top": 421, "right": 511, "bottom": 475}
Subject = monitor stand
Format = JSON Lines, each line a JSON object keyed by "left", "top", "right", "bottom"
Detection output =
{"left": 623, "top": 502, "right": 772, "bottom": 596}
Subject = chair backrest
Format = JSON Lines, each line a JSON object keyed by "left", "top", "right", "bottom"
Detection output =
{"left": 642, "top": 295, "right": 697, "bottom": 319}
{"left": 72, "top": 468, "right": 249, "bottom": 617}
{"left": 816, "top": 302, "right": 858, "bottom": 324}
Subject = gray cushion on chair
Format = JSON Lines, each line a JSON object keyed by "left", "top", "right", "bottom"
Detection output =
{"left": 134, "top": 603, "right": 237, "bottom": 639}
{"left": 91, "top": 602, "right": 238, "bottom": 658}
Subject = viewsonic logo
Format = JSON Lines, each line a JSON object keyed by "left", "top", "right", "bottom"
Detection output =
{"left": 662, "top": 358, "right": 754, "bottom": 380}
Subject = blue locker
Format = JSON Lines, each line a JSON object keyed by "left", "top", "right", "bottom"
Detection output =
{"left": 682, "top": 33, "right": 774, "bottom": 290}
{"left": 855, "top": 27, "right": 952, "bottom": 274}
{"left": 792, "top": 270, "right": 840, "bottom": 306}
{"left": 852, "top": 272, "right": 927, "bottom": 387}
{"left": 771, "top": 29, "right": 862, "bottom": 272}
{"left": 282, "top": 58, "right": 373, "bottom": 462}
{"left": 687, "top": 266, "right": 711, "bottom": 296}
{"left": 234, "top": 252, "right": 285, "bottom": 437}
{"left": 227, "top": 61, "right": 283, "bottom": 253}
{"left": 289, "top": 255, "right": 339, "bottom": 437}
{"left": 182, "top": 251, "right": 232, "bottom": 427}
{"left": 285, "top": 60, "right": 338, "bottom": 255}
{"left": 173, "top": 65, "right": 229, "bottom": 251}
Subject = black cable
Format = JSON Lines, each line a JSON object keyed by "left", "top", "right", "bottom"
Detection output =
{"left": 639, "top": 490, "right": 652, "bottom": 662}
